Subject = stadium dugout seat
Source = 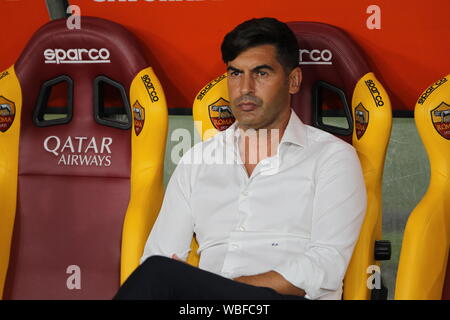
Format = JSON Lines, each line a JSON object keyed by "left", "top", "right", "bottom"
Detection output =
{"left": 0, "top": 17, "right": 168, "bottom": 299}
{"left": 190, "top": 22, "right": 392, "bottom": 300}
{"left": 395, "top": 75, "right": 450, "bottom": 300}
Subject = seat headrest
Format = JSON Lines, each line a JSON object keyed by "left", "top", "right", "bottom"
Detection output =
{"left": 194, "top": 22, "right": 381, "bottom": 145}
{"left": 287, "top": 22, "right": 370, "bottom": 127}
{"left": 15, "top": 16, "right": 148, "bottom": 95}
{"left": 12, "top": 16, "right": 153, "bottom": 179}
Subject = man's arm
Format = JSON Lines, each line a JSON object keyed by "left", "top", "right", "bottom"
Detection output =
{"left": 271, "top": 144, "right": 367, "bottom": 299}
{"left": 233, "top": 271, "right": 306, "bottom": 296}
{"left": 141, "top": 159, "right": 195, "bottom": 263}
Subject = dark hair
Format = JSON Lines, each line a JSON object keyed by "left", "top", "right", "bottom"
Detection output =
{"left": 221, "top": 17, "right": 299, "bottom": 72}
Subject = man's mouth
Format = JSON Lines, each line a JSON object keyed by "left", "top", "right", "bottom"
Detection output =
{"left": 238, "top": 102, "right": 258, "bottom": 111}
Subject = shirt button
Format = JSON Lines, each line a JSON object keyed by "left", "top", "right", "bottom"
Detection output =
{"left": 231, "top": 243, "right": 239, "bottom": 250}
{"left": 239, "top": 225, "right": 246, "bottom": 231}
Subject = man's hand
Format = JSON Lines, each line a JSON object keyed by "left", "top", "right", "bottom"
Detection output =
{"left": 233, "top": 271, "right": 306, "bottom": 297}
{"left": 171, "top": 254, "right": 182, "bottom": 261}
{"left": 172, "top": 254, "right": 305, "bottom": 297}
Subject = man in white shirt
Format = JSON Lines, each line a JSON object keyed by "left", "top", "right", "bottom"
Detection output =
{"left": 114, "top": 17, "right": 366, "bottom": 300}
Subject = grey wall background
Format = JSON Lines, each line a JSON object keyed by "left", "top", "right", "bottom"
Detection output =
{"left": 381, "top": 118, "right": 430, "bottom": 299}
{"left": 162, "top": 115, "right": 430, "bottom": 300}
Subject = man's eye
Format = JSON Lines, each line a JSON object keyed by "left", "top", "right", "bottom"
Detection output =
{"left": 228, "top": 71, "right": 240, "bottom": 77}
{"left": 256, "top": 71, "right": 268, "bottom": 77}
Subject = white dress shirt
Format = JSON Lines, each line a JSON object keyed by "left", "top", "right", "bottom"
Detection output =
{"left": 142, "top": 110, "right": 367, "bottom": 300}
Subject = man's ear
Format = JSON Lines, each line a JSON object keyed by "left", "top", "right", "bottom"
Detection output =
{"left": 288, "top": 67, "right": 302, "bottom": 95}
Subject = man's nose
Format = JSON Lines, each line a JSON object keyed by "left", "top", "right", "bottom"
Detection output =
{"left": 239, "top": 73, "right": 255, "bottom": 96}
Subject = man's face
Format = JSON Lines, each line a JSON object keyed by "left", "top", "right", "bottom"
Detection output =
{"left": 226, "top": 44, "right": 301, "bottom": 130}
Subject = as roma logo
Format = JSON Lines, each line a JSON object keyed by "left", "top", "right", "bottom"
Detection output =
{"left": 133, "top": 100, "right": 145, "bottom": 136}
{"left": 208, "top": 97, "right": 235, "bottom": 131}
{"left": 355, "top": 103, "right": 369, "bottom": 140}
{"left": 431, "top": 102, "right": 450, "bottom": 140}
{"left": 0, "top": 96, "right": 15, "bottom": 133}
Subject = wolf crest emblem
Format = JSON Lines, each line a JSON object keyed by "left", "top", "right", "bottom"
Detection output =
{"left": 208, "top": 97, "right": 235, "bottom": 131}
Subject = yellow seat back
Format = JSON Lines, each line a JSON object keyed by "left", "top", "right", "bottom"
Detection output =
{"left": 189, "top": 71, "right": 392, "bottom": 300}
{"left": 395, "top": 75, "right": 450, "bottom": 299}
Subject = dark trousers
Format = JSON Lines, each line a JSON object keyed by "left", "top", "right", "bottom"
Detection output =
{"left": 113, "top": 255, "right": 307, "bottom": 300}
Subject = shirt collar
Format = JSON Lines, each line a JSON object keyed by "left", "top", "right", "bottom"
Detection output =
{"left": 223, "top": 109, "right": 308, "bottom": 148}
{"left": 280, "top": 110, "right": 308, "bottom": 148}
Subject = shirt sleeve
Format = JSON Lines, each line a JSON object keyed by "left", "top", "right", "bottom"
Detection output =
{"left": 140, "top": 155, "right": 195, "bottom": 264}
{"left": 273, "top": 144, "right": 367, "bottom": 299}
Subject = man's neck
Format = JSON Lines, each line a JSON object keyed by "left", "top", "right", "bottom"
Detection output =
{"left": 238, "top": 109, "right": 291, "bottom": 169}
{"left": 237, "top": 108, "right": 291, "bottom": 142}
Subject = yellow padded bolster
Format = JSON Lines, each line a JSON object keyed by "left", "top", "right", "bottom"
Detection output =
{"left": 0, "top": 65, "right": 22, "bottom": 298}
{"left": 344, "top": 72, "right": 392, "bottom": 300}
{"left": 120, "top": 67, "right": 168, "bottom": 284}
{"left": 193, "top": 73, "right": 233, "bottom": 142}
{"left": 395, "top": 75, "right": 450, "bottom": 299}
